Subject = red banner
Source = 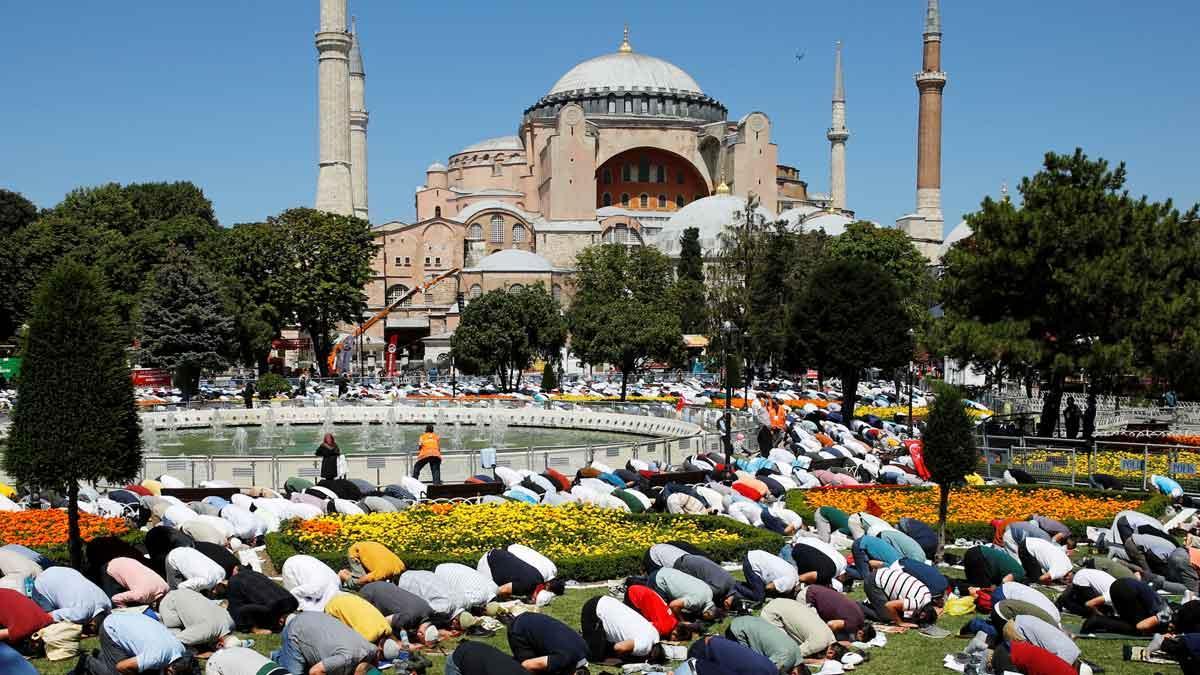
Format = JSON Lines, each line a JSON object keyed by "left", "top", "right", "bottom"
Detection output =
{"left": 131, "top": 368, "right": 172, "bottom": 387}
{"left": 385, "top": 333, "right": 400, "bottom": 375}
{"left": 271, "top": 338, "right": 311, "bottom": 351}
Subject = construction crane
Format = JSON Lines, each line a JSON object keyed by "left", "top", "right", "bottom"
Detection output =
{"left": 327, "top": 267, "right": 461, "bottom": 375}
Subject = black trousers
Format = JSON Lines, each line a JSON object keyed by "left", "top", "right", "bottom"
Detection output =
{"left": 1056, "top": 584, "right": 1100, "bottom": 617}
{"left": 413, "top": 456, "right": 442, "bottom": 484}
{"left": 81, "top": 620, "right": 125, "bottom": 675}
{"left": 756, "top": 427, "right": 773, "bottom": 454}
{"left": 580, "top": 596, "right": 606, "bottom": 661}
{"left": 963, "top": 547, "right": 995, "bottom": 588}
{"left": 1016, "top": 540, "right": 1043, "bottom": 581}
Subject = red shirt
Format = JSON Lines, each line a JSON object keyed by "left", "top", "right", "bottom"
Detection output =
{"left": 732, "top": 483, "right": 762, "bottom": 501}
{"left": 626, "top": 584, "right": 677, "bottom": 637}
{"left": 1009, "top": 641, "right": 1077, "bottom": 675}
{"left": 0, "top": 589, "right": 52, "bottom": 643}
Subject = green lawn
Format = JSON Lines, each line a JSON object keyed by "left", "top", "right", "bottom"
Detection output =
{"left": 30, "top": 580, "right": 1163, "bottom": 675}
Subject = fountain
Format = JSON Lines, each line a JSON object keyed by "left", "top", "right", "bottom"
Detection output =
{"left": 143, "top": 425, "right": 160, "bottom": 454}
{"left": 279, "top": 420, "right": 294, "bottom": 448}
{"left": 232, "top": 427, "right": 248, "bottom": 454}
{"left": 358, "top": 423, "right": 375, "bottom": 453}
{"left": 255, "top": 408, "right": 277, "bottom": 450}
{"left": 491, "top": 413, "right": 508, "bottom": 449}
{"left": 159, "top": 410, "right": 183, "bottom": 447}
{"left": 473, "top": 413, "right": 491, "bottom": 442}
{"left": 451, "top": 420, "right": 464, "bottom": 451}
{"left": 209, "top": 408, "right": 226, "bottom": 441}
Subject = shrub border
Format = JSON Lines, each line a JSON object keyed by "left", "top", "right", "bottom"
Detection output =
{"left": 265, "top": 510, "right": 786, "bottom": 581}
{"left": 783, "top": 485, "right": 1169, "bottom": 542}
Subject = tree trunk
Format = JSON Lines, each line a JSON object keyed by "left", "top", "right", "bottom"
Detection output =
{"left": 620, "top": 369, "right": 629, "bottom": 402}
{"left": 256, "top": 351, "right": 271, "bottom": 375}
{"left": 841, "top": 367, "right": 860, "bottom": 420}
{"left": 937, "top": 482, "right": 950, "bottom": 561}
{"left": 67, "top": 482, "right": 83, "bottom": 570}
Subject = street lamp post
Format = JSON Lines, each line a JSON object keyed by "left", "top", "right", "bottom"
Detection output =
{"left": 721, "top": 320, "right": 735, "bottom": 469}
{"left": 908, "top": 361, "right": 914, "bottom": 438}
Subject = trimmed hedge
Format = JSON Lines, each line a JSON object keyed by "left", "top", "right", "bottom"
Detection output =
{"left": 28, "top": 529, "right": 146, "bottom": 566}
{"left": 266, "top": 512, "right": 785, "bottom": 581}
{"left": 784, "top": 485, "right": 1168, "bottom": 542}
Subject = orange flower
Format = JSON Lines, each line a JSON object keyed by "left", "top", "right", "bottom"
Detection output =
{"left": 0, "top": 510, "right": 128, "bottom": 548}
{"left": 802, "top": 487, "right": 1141, "bottom": 524}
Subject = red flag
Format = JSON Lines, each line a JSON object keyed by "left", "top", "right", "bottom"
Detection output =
{"left": 675, "top": 397, "right": 686, "bottom": 412}
{"left": 864, "top": 497, "right": 884, "bottom": 517}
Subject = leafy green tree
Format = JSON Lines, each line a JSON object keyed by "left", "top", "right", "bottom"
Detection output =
{"left": 673, "top": 227, "right": 708, "bottom": 334}
{"left": 139, "top": 249, "right": 234, "bottom": 399}
{"left": 452, "top": 284, "right": 566, "bottom": 391}
{"left": 940, "top": 149, "right": 1196, "bottom": 434}
{"left": 921, "top": 382, "right": 979, "bottom": 554}
{"left": 0, "top": 188, "right": 37, "bottom": 237}
{"left": 791, "top": 259, "right": 913, "bottom": 414}
{"left": 828, "top": 221, "right": 934, "bottom": 330}
{"left": 4, "top": 260, "right": 141, "bottom": 568}
{"left": 568, "top": 244, "right": 682, "bottom": 400}
{"left": 206, "top": 222, "right": 292, "bottom": 372}
{"left": 269, "top": 208, "right": 377, "bottom": 376}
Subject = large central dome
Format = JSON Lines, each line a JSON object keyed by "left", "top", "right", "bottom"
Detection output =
{"left": 548, "top": 52, "right": 703, "bottom": 96}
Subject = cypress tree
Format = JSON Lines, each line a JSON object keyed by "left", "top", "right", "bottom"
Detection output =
{"left": 922, "top": 382, "right": 979, "bottom": 556}
{"left": 4, "top": 260, "right": 142, "bottom": 568}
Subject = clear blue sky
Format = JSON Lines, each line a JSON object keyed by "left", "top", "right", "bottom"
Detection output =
{"left": 2, "top": 1, "right": 1197, "bottom": 234}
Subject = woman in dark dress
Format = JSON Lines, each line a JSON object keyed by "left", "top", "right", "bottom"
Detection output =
{"left": 315, "top": 433, "right": 341, "bottom": 481}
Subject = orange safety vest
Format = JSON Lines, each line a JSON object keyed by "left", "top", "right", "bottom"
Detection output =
{"left": 769, "top": 403, "right": 786, "bottom": 430}
{"left": 417, "top": 432, "right": 441, "bottom": 459}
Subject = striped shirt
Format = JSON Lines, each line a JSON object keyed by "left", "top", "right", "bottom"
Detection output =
{"left": 874, "top": 567, "right": 931, "bottom": 615}
{"left": 435, "top": 563, "right": 498, "bottom": 608}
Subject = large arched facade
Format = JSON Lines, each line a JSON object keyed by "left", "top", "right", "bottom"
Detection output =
{"left": 596, "top": 147, "right": 709, "bottom": 212}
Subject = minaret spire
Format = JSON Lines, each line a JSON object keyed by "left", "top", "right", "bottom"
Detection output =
{"left": 348, "top": 16, "right": 369, "bottom": 221}
{"left": 618, "top": 25, "right": 633, "bottom": 53}
{"left": 925, "top": 0, "right": 942, "bottom": 36}
{"left": 314, "top": 0, "right": 354, "bottom": 215}
{"left": 912, "top": 0, "right": 947, "bottom": 261}
{"left": 827, "top": 42, "right": 849, "bottom": 211}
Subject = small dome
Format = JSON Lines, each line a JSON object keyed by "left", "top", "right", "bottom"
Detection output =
{"left": 939, "top": 220, "right": 973, "bottom": 259}
{"left": 777, "top": 205, "right": 821, "bottom": 226}
{"left": 800, "top": 211, "right": 853, "bottom": 236}
{"left": 548, "top": 52, "right": 703, "bottom": 96}
{"left": 656, "top": 195, "right": 773, "bottom": 255}
{"left": 473, "top": 249, "right": 554, "bottom": 273}
{"left": 426, "top": 162, "right": 447, "bottom": 173}
{"left": 454, "top": 135, "right": 524, "bottom": 156}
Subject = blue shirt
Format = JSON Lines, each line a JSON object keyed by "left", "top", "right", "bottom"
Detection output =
{"left": 699, "top": 636, "right": 778, "bottom": 675}
{"left": 103, "top": 613, "right": 185, "bottom": 671}
{"left": 880, "top": 529, "right": 927, "bottom": 562}
{"left": 857, "top": 535, "right": 901, "bottom": 565}
{"left": 33, "top": 567, "right": 112, "bottom": 623}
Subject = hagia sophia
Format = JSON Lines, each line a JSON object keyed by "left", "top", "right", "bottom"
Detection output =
{"left": 310, "top": 0, "right": 948, "bottom": 367}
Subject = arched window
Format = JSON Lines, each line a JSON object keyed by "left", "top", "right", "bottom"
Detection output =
{"left": 676, "top": 195, "right": 686, "bottom": 208}
{"left": 489, "top": 215, "right": 504, "bottom": 243}
{"left": 602, "top": 168, "right": 612, "bottom": 185}
{"left": 386, "top": 284, "right": 410, "bottom": 307}
{"left": 620, "top": 193, "right": 630, "bottom": 207}
{"left": 621, "top": 164, "right": 631, "bottom": 182}
{"left": 656, "top": 165, "right": 666, "bottom": 183}
{"left": 509, "top": 284, "right": 525, "bottom": 293}
{"left": 552, "top": 284, "right": 562, "bottom": 302}
{"left": 676, "top": 169, "right": 685, "bottom": 184}
{"left": 601, "top": 192, "right": 612, "bottom": 207}
{"left": 648, "top": 164, "right": 658, "bottom": 183}
{"left": 639, "top": 193, "right": 649, "bottom": 208}
{"left": 512, "top": 224, "right": 526, "bottom": 244}
{"left": 469, "top": 284, "right": 483, "bottom": 299}
{"left": 434, "top": 206, "right": 442, "bottom": 217}
{"left": 467, "top": 223, "right": 483, "bottom": 240}
{"left": 607, "top": 98, "right": 616, "bottom": 114}
{"left": 657, "top": 194, "right": 667, "bottom": 208}
{"left": 623, "top": 98, "right": 632, "bottom": 114}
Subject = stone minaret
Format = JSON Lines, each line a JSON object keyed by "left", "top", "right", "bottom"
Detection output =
{"left": 314, "top": 0, "right": 354, "bottom": 215}
{"left": 827, "top": 41, "right": 849, "bottom": 211}
{"left": 912, "top": 0, "right": 947, "bottom": 259}
{"left": 349, "top": 21, "right": 369, "bottom": 221}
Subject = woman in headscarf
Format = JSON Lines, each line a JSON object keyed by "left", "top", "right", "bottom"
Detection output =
{"left": 315, "top": 434, "right": 341, "bottom": 481}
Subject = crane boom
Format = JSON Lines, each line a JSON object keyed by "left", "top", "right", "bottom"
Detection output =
{"left": 327, "top": 267, "right": 461, "bottom": 374}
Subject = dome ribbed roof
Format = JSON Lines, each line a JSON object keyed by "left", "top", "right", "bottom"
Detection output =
{"left": 548, "top": 52, "right": 703, "bottom": 96}
{"left": 474, "top": 249, "right": 554, "bottom": 273}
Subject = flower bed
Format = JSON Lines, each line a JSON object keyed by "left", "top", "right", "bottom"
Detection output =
{"left": 784, "top": 485, "right": 1163, "bottom": 541}
{"left": 267, "top": 502, "right": 784, "bottom": 581}
{"left": 0, "top": 510, "right": 129, "bottom": 550}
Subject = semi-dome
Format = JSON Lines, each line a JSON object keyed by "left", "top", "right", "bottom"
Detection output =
{"left": 800, "top": 211, "right": 853, "bottom": 236}
{"left": 656, "top": 195, "right": 774, "bottom": 255}
{"left": 472, "top": 249, "right": 555, "bottom": 273}
{"left": 454, "top": 135, "right": 525, "bottom": 157}
{"left": 549, "top": 52, "right": 703, "bottom": 96}
{"left": 938, "top": 220, "right": 973, "bottom": 259}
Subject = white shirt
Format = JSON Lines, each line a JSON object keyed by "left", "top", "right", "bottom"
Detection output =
{"left": 494, "top": 466, "right": 522, "bottom": 487}
{"left": 1000, "top": 582, "right": 1062, "bottom": 625}
{"left": 596, "top": 595, "right": 658, "bottom": 656}
{"left": 204, "top": 646, "right": 276, "bottom": 675}
{"left": 1072, "top": 568, "right": 1116, "bottom": 604}
{"left": 435, "top": 563, "right": 498, "bottom": 608}
{"left": 189, "top": 515, "right": 235, "bottom": 540}
{"left": 220, "top": 505, "right": 264, "bottom": 540}
{"left": 165, "top": 547, "right": 225, "bottom": 593}
{"left": 281, "top": 555, "right": 340, "bottom": 612}
{"left": 0, "top": 550, "right": 42, "bottom": 578}
{"left": 728, "top": 501, "right": 763, "bottom": 526}
{"left": 509, "top": 544, "right": 556, "bottom": 581}
{"left": 163, "top": 504, "right": 198, "bottom": 528}
{"left": 1024, "top": 538, "right": 1072, "bottom": 580}
{"left": 748, "top": 550, "right": 799, "bottom": 594}
{"left": 332, "top": 499, "right": 364, "bottom": 515}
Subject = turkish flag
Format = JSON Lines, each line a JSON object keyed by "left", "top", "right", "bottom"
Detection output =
{"left": 864, "top": 497, "right": 885, "bottom": 517}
